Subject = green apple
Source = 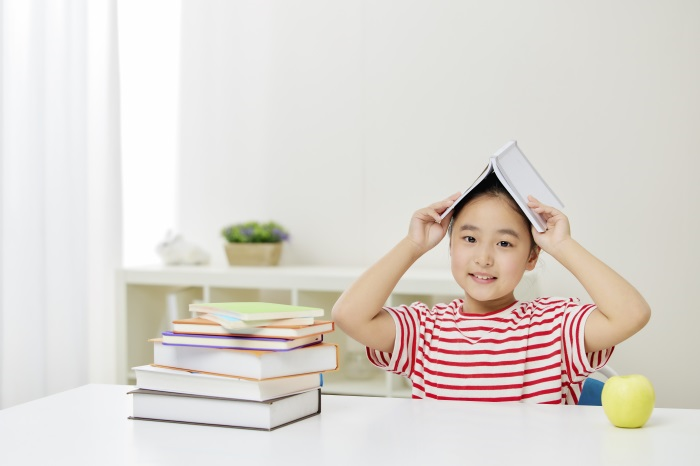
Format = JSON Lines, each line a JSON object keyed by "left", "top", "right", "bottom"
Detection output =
{"left": 601, "top": 374, "right": 655, "bottom": 428}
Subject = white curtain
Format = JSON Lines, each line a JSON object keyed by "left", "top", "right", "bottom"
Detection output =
{"left": 0, "top": 0, "right": 121, "bottom": 409}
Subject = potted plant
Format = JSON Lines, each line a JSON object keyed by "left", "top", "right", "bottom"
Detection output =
{"left": 221, "top": 221, "right": 290, "bottom": 266}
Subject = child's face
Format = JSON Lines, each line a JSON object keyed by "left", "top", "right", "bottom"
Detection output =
{"left": 449, "top": 195, "right": 538, "bottom": 313}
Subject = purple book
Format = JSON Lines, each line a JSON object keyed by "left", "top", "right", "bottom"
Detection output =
{"left": 160, "top": 331, "right": 323, "bottom": 351}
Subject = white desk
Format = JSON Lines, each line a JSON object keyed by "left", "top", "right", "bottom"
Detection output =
{"left": 1, "top": 384, "right": 698, "bottom": 466}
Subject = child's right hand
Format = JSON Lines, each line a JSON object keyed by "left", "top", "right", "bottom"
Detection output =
{"left": 406, "top": 192, "right": 462, "bottom": 254}
{"left": 527, "top": 196, "right": 572, "bottom": 255}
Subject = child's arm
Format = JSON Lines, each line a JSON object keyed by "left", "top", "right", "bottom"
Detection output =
{"left": 527, "top": 196, "right": 651, "bottom": 353}
{"left": 332, "top": 193, "right": 461, "bottom": 353}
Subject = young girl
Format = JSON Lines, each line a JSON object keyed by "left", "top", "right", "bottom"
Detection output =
{"left": 332, "top": 173, "right": 650, "bottom": 404}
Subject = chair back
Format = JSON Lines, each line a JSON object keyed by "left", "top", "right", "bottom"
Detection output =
{"left": 578, "top": 365, "right": 618, "bottom": 406}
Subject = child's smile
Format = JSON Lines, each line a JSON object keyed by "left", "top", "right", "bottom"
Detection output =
{"left": 469, "top": 273, "right": 497, "bottom": 284}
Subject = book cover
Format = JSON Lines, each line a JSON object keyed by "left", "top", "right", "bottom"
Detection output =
{"left": 173, "top": 317, "right": 335, "bottom": 339}
{"left": 440, "top": 140, "right": 563, "bottom": 232}
{"left": 128, "top": 388, "right": 321, "bottom": 431}
{"left": 195, "top": 312, "right": 316, "bottom": 330}
{"left": 188, "top": 302, "right": 325, "bottom": 321}
{"left": 161, "top": 331, "right": 324, "bottom": 351}
{"left": 151, "top": 340, "right": 339, "bottom": 380}
{"left": 133, "top": 364, "right": 323, "bottom": 401}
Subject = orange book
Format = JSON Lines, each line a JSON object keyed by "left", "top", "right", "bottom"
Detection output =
{"left": 172, "top": 317, "right": 334, "bottom": 339}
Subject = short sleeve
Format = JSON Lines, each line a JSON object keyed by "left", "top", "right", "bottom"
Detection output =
{"left": 561, "top": 300, "right": 615, "bottom": 383}
{"left": 365, "top": 303, "right": 425, "bottom": 378}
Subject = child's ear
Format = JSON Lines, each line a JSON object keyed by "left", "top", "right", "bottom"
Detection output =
{"left": 525, "top": 246, "right": 540, "bottom": 271}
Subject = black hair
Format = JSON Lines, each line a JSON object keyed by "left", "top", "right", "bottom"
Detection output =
{"left": 448, "top": 172, "right": 536, "bottom": 252}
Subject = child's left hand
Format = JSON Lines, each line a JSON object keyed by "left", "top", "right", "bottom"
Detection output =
{"left": 527, "top": 196, "right": 572, "bottom": 253}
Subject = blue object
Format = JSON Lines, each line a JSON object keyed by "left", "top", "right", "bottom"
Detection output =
{"left": 578, "top": 378, "right": 605, "bottom": 406}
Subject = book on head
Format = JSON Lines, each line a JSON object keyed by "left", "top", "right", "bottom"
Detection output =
{"left": 151, "top": 339, "right": 339, "bottom": 380}
{"left": 128, "top": 388, "right": 321, "bottom": 431}
{"left": 440, "top": 140, "right": 563, "bottom": 233}
{"left": 133, "top": 364, "right": 323, "bottom": 401}
{"left": 189, "top": 302, "right": 325, "bottom": 322}
{"left": 160, "top": 331, "right": 324, "bottom": 351}
{"left": 172, "top": 317, "right": 335, "bottom": 339}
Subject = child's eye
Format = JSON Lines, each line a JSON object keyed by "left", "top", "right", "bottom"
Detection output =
{"left": 464, "top": 236, "right": 476, "bottom": 243}
{"left": 497, "top": 241, "right": 512, "bottom": 247}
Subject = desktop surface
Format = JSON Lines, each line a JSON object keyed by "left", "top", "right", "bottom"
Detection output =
{"left": 1, "top": 384, "right": 697, "bottom": 465}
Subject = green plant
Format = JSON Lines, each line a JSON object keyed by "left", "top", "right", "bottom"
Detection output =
{"left": 221, "top": 221, "right": 290, "bottom": 243}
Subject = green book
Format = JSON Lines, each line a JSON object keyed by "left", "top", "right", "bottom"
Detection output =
{"left": 188, "top": 302, "right": 325, "bottom": 321}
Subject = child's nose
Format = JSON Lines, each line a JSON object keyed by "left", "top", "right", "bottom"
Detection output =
{"left": 474, "top": 245, "right": 494, "bottom": 266}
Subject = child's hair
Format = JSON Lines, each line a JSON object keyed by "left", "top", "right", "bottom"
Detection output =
{"left": 448, "top": 172, "right": 537, "bottom": 252}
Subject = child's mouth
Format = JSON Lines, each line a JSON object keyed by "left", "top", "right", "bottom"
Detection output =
{"left": 470, "top": 273, "right": 496, "bottom": 283}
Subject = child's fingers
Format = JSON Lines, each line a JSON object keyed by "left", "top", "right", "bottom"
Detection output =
{"left": 412, "top": 193, "right": 462, "bottom": 226}
{"left": 426, "top": 193, "right": 456, "bottom": 213}
{"left": 437, "top": 192, "right": 462, "bottom": 222}
{"left": 434, "top": 192, "right": 461, "bottom": 207}
{"left": 414, "top": 207, "right": 441, "bottom": 224}
{"left": 527, "top": 195, "right": 560, "bottom": 215}
{"left": 419, "top": 195, "right": 459, "bottom": 224}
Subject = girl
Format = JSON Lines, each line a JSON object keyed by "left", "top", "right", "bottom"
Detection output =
{"left": 332, "top": 173, "right": 650, "bottom": 404}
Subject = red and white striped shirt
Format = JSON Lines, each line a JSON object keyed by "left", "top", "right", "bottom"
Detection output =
{"left": 366, "top": 297, "right": 613, "bottom": 404}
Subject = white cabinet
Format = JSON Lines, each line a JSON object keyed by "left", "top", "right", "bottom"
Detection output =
{"left": 117, "top": 265, "right": 538, "bottom": 397}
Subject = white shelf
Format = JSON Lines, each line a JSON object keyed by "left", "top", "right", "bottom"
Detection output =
{"left": 119, "top": 264, "right": 463, "bottom": 294}
{"left": 117, "top": 264, "right": 536, "bottom": 397}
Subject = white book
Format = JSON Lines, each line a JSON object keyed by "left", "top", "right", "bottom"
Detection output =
{"left": 440, "top": 140, "right": 563, "bottom": 232}
{"left": 152, "top": 340, "right": 339, "bottom": 380}
{"left": 133, "top": 365, "right": 323, "bottom": 401}
{"left": 129, "top": 388, "right": 321, "bottom": 431}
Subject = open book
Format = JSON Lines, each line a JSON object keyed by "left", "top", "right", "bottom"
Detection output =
{"left": 440, "top": 141, "right": 563, "bottom": 232}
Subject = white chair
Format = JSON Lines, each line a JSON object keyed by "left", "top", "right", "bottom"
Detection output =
{"left": 578, "top": 365, "right": 618, "bottom": 406}
{"left": 597, "top": 365, "right": 618, "bottom": 379}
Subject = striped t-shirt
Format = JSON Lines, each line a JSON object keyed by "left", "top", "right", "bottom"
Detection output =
{"left": 366, "top": 297, "right": 613, "bottom": 404}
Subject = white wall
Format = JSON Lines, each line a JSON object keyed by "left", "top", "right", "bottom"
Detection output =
{"left": 172, "top": 1, "right": 700, "bottom": 408}
{"left": 119, "top": 0, "right": 180, "bottom": 266}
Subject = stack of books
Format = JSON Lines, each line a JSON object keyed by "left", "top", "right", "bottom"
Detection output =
{"left": 128, "top": 302, "right": 339, "bottom": 431}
